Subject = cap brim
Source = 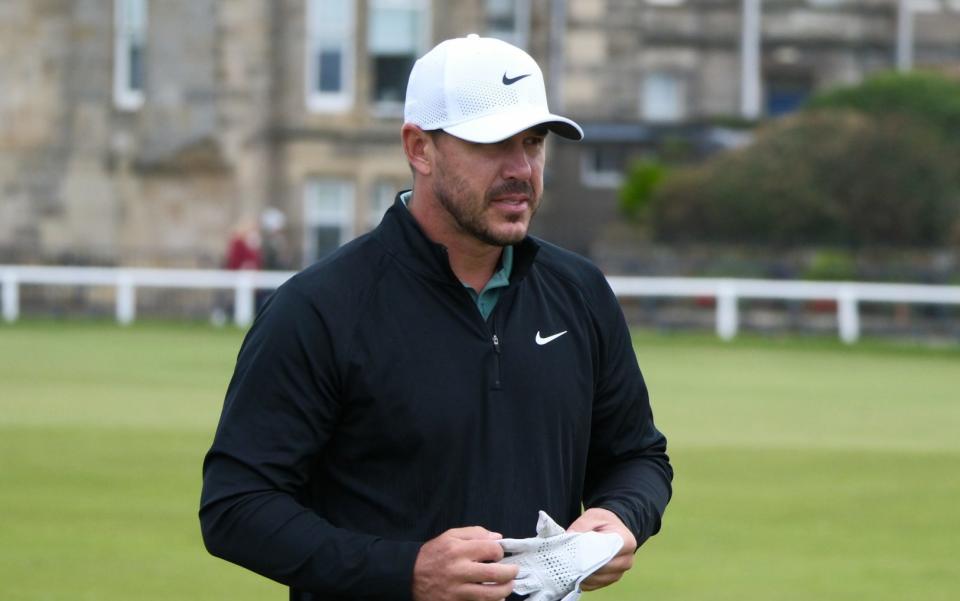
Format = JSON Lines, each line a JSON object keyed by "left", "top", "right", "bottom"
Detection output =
{"left": 442, "top": 110, "right": 584, "bottom": 143}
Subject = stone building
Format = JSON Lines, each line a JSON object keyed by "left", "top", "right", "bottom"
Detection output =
{"left": 539, "top": 0, "right": 960, "bottom": 255}
{"left": 1, "top": 0, "right": 958, "bottom": 268}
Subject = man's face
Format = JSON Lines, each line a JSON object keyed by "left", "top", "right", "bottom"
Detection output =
{"left": 430, "top": 127, "right": 547, "bottom": 247}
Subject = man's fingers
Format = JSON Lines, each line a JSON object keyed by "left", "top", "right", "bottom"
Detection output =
{"left": 580, "top": 569, "right": 623, "bottom": 590}
{"left": 588, "top": 553, "right": 633, "bottom": 577}
{"left": 581, "top": 561, "right": 630, "bottom": 591}
{"left": 577, "top": 545, "right": 632, "bottom": 591}
{"left": 413, "top": 528, "right": 519, "bottom": 601}
{"left": 447, "top": 526, "right": 502, "bottom": 540}
{"left": 461, "top": 560, "right": 519, "bottom": 585}
{"left": 459, "top": 581, "right": 515, "bottom": 601}
{"left": 460, "top": 539, "right": 506, "bottom": 563}
{"left": 496, "top": 538, "right": 535, "bottom": 554}
{"left": 606, "top": 551, "right": 634, "bottom": 570}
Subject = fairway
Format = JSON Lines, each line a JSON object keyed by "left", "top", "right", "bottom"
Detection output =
{"left": 1, "top": 321, "right": 958, "bottom": 600}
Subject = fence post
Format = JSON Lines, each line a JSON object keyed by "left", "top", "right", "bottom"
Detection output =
{"left": 234, "top": 272, "right": 255, "bottom": 327}
{"left": 838, "top": 286, "right": 860, "bottom": 344}
{"left": 716, "top": 282, "right": 739, "bottom": 341}
{"left": 116, "top": 273, "right": 136, "bottom": 325}
{"left": 2, "top": 270, "right": 19, "bottom": 323}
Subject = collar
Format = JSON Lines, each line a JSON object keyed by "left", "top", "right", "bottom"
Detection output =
{"left": 375, "top": 190, "right": 539, "bottom": 286}
{"left": 468, "top": 244, "right": 513, "bottom": 293}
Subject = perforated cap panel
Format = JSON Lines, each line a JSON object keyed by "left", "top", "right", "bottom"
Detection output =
{"left": 404, "top": 34, "right": 583, "bottom": 142}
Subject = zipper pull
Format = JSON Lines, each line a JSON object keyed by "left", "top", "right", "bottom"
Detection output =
{"left": 492, "top": 334, "right": 501, "bottom": 354}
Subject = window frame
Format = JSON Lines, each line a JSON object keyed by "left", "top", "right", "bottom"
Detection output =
{"left": 303, "top": 178, "right": 356, "bottom": 264}
{"left": 580, "top": 145, "right": 627, "bottom": 189}
{"left": 305, "top": 0, "right": 357, "bottom": 113}
{"left": 113, "top": 0, "right": 147, "bottom": 111}
{"left": 368, "top": 181, "right": 398, "bottom": 231}
{"left": 367, "top": 0, "right": 431, "bottom": 115}
{"left": 485, "top": 0, "right": 530, "bottom": 49}
{"left": 641, "top": 71, "right": 687, "bottom": 123}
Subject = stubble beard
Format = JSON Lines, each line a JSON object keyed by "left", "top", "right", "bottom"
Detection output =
{"left": 433, "top": 168, "right": 539, "bottom": 247}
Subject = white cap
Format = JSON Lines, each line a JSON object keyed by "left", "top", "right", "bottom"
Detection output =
{"left": 404, "top": 34, "right": 583, "bottom": 144}
{"left": 260, "top": 207, "right": 286, "bottom": 232}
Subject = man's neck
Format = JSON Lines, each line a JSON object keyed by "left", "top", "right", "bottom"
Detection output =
{"left": 405, "top": 189, "right": 504, "bottom": 292}
{"left": 444, "top": 238, "right": 503, "bottom": 293}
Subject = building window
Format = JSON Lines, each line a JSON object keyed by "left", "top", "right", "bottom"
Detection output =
{"left": 485, "top": 0, "right": 530, "bottom": 49}
{"left": 765, "top": 71, "right": 813, "bottom": 117}
{"left": 304, "top": 178, "right": 355, "bottom": 264}
{"left": 368, "top": 0, "right": 429, "bottom": 113}
{"left": 368, "top": 182, "right": 398, "bottom": 230}
{"left": 642, "top": 72, "right": 686, "bottom": 123}
{"left": 306, "top": 0, "right": 355, "bottom": 112}
{"left": 114, "top": 0, "right": 147, "bottom": 110}
{"left": 581, "top": 146, "right": 627, "bottom": 189}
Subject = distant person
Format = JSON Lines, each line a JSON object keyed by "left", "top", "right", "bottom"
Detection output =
{"left": 224, "top": 219, "right": 262, "bottom": 271}
{"left": 257, "top": 207, "right": 291, "bottom": 310}
{"left": 201, "top": 34, "right": 672, "bottom": 600}
{"left": 259, "top": 207, "right": 291, "bottom": 271}
{"left": 211, "top": 219, "right": 262, "bottom": 326}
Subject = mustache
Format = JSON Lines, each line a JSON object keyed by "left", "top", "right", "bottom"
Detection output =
{"left": 487, "top": 180, "right": 534, "bottom": 200}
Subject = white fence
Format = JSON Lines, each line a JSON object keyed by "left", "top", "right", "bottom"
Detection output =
{"left": 2, "top": 265, "right": 960, "bottom": 343}
{"left": 606, "top": 276, "right": 960, "bottom": 343}
{"left": 0, "top": 265, "right": 293, "bottom": 329}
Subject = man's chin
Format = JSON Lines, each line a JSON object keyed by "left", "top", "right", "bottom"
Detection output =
{"left": 487, "top": 225, "right": 529, "bottom": 246}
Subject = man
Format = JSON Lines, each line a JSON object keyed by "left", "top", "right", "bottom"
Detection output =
{"left": 200, "top": 34, "right": 672, "bottom": 601}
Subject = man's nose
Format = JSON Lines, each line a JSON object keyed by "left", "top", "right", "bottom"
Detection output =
{"left": 501, "top": 143, "right": 533, "bottom": 180}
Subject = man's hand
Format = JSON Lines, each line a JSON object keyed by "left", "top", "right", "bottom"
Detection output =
{"left": 413, "top": 526, "right": 519, "bottom": 601}
{"left": 567, "top": 508, "right": 638, "bottom": 591}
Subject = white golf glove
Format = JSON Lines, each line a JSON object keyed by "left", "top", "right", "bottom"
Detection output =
{"left": 498, "top": 511, "right": 624, "bottom": 601}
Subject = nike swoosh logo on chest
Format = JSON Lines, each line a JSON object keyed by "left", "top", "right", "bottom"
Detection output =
{"left": 535, "top": 330, "right": 568, "bottom": 345}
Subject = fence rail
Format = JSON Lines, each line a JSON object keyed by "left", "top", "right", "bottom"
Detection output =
{"left": 606, "top": 276, "right": 960, "bottom": 343}
{"left": 2, "top": 265, "right": 960, "bottom": 343}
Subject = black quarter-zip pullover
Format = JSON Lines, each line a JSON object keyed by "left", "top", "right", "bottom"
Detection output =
{"left": 200, "top": 194, "right": 672, "bottom": 600}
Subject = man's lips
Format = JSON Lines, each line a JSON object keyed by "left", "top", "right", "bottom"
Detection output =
{"left": 491, "top": 194, "right": 530, "bottom": 206}
{"left": 490, "top": 196, "right": 530, "bottom": 216}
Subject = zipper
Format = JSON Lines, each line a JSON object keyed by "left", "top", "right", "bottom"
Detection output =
{"left": 491, "top": 330, "right": 502, "bottom": 390}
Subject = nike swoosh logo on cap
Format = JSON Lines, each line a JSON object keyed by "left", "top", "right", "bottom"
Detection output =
{"left": 502, "top": 72, "right": 532, "bottom": 85}
{"left": 535, "top": 330, "right": 568, "bottom": 346}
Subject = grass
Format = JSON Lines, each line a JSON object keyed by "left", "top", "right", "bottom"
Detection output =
{"left": 1, "top": 320, "right": 958, "bottom": 600}
{"left": 0, "top": 321, "right": 278, "bottom": 600}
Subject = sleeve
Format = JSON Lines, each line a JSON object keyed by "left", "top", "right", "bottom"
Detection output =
{"left": 582, "top": 276, "right": 673, "bottom": 547}
{"left": 199, "top": 282, "right": 422, "bottom": 598}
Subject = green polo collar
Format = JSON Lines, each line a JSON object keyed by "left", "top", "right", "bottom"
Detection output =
{"left": 464, "top": 245, "right": 513, "bottom": 320}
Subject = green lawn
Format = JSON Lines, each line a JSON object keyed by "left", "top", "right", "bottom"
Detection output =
{"left": 1, "top": 321, "right": 958, "bottom": 600}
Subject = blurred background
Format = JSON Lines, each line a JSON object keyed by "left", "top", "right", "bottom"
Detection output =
{"left": 1, "top": 1, "right": 959, "bottom": 600}
{"left": 2, "top": 0, "right": 960, "bottom": 333}
{"left": 0, "top": 0, "right": 960, "bottom": 270}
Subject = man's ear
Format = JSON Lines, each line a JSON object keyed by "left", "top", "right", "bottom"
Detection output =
{"left": 401, "top": 124, "right": 434, "bottom": 177}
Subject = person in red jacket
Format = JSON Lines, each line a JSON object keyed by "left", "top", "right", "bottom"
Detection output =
{"left": 225, "top": 219, "right": 262, "bottom": 271}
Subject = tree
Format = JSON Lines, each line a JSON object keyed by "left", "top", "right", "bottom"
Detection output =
{"left": 641, "top": 72, "right": 960, "bottom": 248}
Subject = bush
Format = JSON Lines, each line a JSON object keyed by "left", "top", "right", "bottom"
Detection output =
{"left": 644, "top": 72, "right": 960, "bottom": 248}
{"left": 806, "top": 71, "right": 960, "bottom": 138}
{"left": 803, "top": 250, "right": 857, "bottom": 281}
{"left": 619, "top": 159, "right": 667, "bottom": 221}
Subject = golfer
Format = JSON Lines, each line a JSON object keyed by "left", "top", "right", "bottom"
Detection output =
{"left": 201, "top": 34, "right": 672, "bottom": 601}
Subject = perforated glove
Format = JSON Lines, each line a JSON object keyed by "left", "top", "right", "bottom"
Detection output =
{"left": 498, "top": 511, "right": 623, "bottom": 601}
